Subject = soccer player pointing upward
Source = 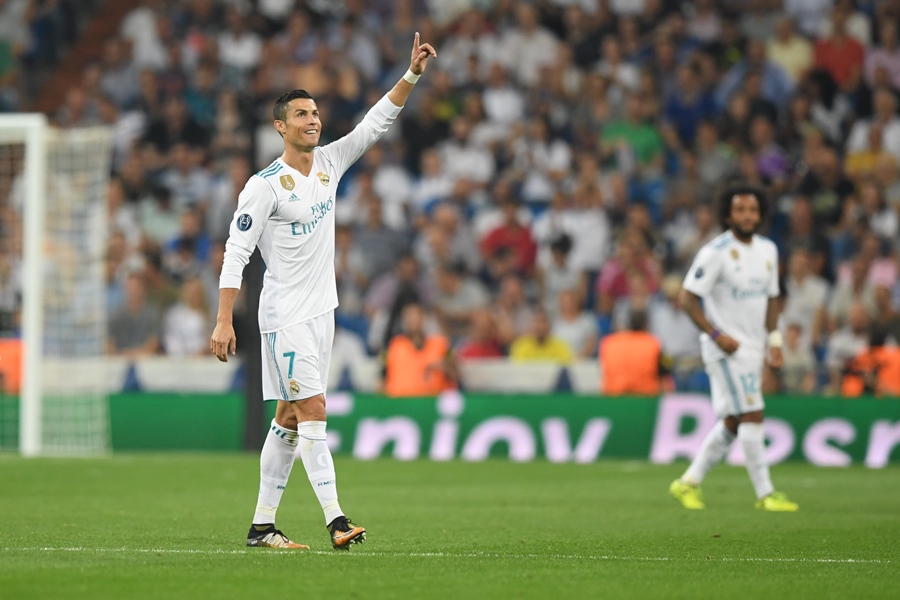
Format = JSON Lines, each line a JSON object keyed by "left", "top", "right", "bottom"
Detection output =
{"left": 670, "top": 186, "right": 799, "bottom": 512}
{"left": 211, "top": 33, "right": 437, "bottom": 549}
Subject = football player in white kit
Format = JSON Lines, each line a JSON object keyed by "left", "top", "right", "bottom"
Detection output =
{"left": 670, "top": 186, "right": 799, "bottom": 512}
{"left": 210, "top": 34, "right": 437, "bottom": 549}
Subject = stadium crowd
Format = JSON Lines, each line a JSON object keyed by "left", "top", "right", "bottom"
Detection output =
{"left": 2, "top": 0, "right": 900, "bottom": 397}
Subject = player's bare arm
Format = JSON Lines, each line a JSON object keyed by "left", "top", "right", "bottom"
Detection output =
{"left": 765, "top": 297, "right": 783, "bottom": 369}
{"left": 678, "top": 288, "right": 740, "bottom": 354}
{"left": 211, "top": 287, "right": 239, "bottom": 362}
{"left": 387, "top": 32, "right": 437, "bottom": 108}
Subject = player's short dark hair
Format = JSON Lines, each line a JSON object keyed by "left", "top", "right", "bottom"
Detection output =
{"left": 718, "top": 183, "right": 767, "bottom": 229}
{"left": 273, "top": 89, "right": 314, "bottom": 122}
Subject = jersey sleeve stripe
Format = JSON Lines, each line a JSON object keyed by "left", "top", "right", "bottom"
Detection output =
{"left": 257, "top": 161, "right": 282, "bottom": 178}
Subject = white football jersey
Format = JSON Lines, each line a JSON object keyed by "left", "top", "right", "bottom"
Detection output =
{"left": 220, "top": 95, "right": 403, "bottom": 333}
{"left": 682, "top": 231, "right": 780, "bottom": 362}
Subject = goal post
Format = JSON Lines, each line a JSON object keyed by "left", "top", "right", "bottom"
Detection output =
{"left": 0, "top": 115, "right": 113, "bottom": 456}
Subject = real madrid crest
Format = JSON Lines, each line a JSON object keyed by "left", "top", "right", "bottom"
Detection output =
{"left": 280, "top": 174, "right": 295, "bottom": 190}
{"left": 289, "top": 380, "right": 300, "bottom": 396}
{"left": 730, "top": 248, "right": 739, "bottom": 260}
{"left": 766, "top": 260, "right": 772, "bottom": 272}
{"left": 317, "top": 172, "right": 330, "bottom": 186}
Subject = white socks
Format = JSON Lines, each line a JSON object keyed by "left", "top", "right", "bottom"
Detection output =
{"left": 253, "top": 419, "right": 298, "bottom": 525}
{"left": 297, "top": 421, "right": 344, "bottom": 525}
{"left": 682, "top": 421, "right": 735, "bottom": 485}
{"left": 738, "top": 422, "right": 774, "bottom": 499}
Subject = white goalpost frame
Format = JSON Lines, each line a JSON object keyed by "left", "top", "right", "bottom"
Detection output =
{"left": 0, "top": 114, "right": 48, "bottom": 457}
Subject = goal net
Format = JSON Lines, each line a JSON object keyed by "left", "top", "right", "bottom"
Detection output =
{"left": 0, "top": 116, "right": 114, "bottom": 455}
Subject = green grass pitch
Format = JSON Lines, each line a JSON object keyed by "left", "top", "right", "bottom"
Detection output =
{"left": 0, "top": 455, "right": 897, "bottom": 600}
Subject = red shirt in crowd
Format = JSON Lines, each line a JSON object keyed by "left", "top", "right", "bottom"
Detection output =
{"left": 814, "top": 35, "right": 864, "bottom": 88}
{"left": 480, "top": 224, "right": 538, "bottom": 275}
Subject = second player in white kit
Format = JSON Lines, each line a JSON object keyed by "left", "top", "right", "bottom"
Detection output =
{"left": 670, "top": 186, "right": 799, "bottom": 512}
{"left": 210, "top": 33, "right": 437, "bottom": 549}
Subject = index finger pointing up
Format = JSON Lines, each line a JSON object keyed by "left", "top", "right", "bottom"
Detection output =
{"left": 414, "top": 31, "right": 420, "bottom": 51}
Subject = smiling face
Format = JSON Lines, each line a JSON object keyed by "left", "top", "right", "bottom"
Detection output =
{"left": 275, "top": 98, "right": 321, "bottom": 150}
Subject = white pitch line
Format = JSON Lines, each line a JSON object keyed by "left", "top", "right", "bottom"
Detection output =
{"left": 0, "top": 547, "right": 891, "bottom": 564}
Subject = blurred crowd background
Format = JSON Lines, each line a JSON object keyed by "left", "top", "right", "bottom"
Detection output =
{"left": 2, "top": 0, "right": 900, "bottom": 397}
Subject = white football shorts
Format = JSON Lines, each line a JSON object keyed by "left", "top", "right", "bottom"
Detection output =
{"left": 260, "top": 310, "right": 334, "bottom": 402}
{"left": 705, "top": 347, "right": 766, "bottom": 418}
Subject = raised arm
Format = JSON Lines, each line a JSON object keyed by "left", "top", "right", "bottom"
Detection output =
{"left": 321, "top": 33, "right": 436, "bottom": 176}
{"left": 387, "top": 32, "right": 437, "bottom": 108}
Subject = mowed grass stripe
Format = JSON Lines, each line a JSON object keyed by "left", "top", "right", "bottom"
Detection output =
{"left": 1, "top": 547, "right": 893, "bottom": 564}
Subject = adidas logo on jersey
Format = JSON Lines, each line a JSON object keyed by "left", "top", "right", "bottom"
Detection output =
{"left": 288, "top": 193, "right": 299, "bottom": 202}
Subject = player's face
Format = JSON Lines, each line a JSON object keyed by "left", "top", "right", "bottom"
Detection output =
{"left": 729, "top": 194, "right": 761, "bottom": 239}
{"left": 281, "top": 98, "right": 321, "bottom": 148}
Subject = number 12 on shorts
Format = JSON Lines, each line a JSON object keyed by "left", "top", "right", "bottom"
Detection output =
{"left": 739, "top": 373, "right": 759, "bottom": 395}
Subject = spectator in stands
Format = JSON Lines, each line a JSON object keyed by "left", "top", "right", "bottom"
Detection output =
{"left": 456, "top": 308, "right": 504, "bottom": 361}
{"left": 334, "top": 224, "right": 368, "bottom": 320}
{"left": 847, "top": 88, "right": 900, "bottom": 160}
{"left": 383, "top": 303, "right": 456, "bottom": 397}
{"left": 493, "top": 274, "right": 534, "bottom": 349}
{"left": 797, "top": 146, "right": 855, "bottom": 226}
{"left": 510, "top": 309, "right": 573, "bottom": 365}
{"left": 595, "top": 231, "right": 660, "bottom": 316}
{"left": 163, "top": 276, "right": 209, "bottom": 357}
{"left": 865, "top": 20, "right": 900, "bottom": 90}
{"left": 814, "top": 7, "right": 865, "bottom": 92}
{"left": 141, "top": 250, "right": 179, "bottom": 312}
{"left": 842, "top": 327, "right": 900, "bottom": 397}
{"left": 432, "top": 260, "right": 490, "bottom": 342}
{"left": 217, "top": 5, "right": 262, "bottom": 84}
{"left": 108, "top": 273, "right": 160, "bottom": 358}
{"left": 783, "top": 246, "right": 830, "bottom": 349}
{"left": 552, "top": 289, "right": 598, "bottom": 359}
{"left": 0, "top": 240, "right": 20, "bottom": 333}
{"left": 767, "top": 16, "right": 814, "bottom": 84}
{"left": 600, "top": 309, "right": 662, "bottom": 396}
{"left": 717, "top": 39, "right": 794, "bottom": 110}
{"left": 873, "top": 285, "right": 900, "bottom": 345}
{"left": 480, "top": 196, "right": 537, "bottom": 281}
{"left": 537, "top": 234, "right": 585, "bottom": 317}
{"left": 354, "top": 195, "right": 408, "bottom": 281}
{"left": 161, "top": 143, "right": 213, "bottom": 211}
{"left": 829, "top": 255, "right": 878, "bottom": 331}
{"left": 601, "top": 93, "right": 665, "bottom": 177}
{"left": 663, "top": 61, "right": 717, "bottom": 149}
{"left": 415, "top": 202, "right": 480, "bottom": 274}
{"left": 825, "top": 301, "right": 871, "bottom": 394}
{"left": 779, "top": 322, "right": 818, "bottom": 394}
{"left": 141, "top": 96, "right": 209, "bottom": 156}
{"left": 364, "top": 253, "right": 430, "bottom": 351}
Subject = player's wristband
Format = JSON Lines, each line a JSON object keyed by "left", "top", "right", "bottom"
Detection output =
{"left": 768, "top": 330, "right": 784, "bottom": 349}
{"left": 710, "top": 329, "right": 721, "bottom": 340}
{"left": 403, "top": 69, "right": 421, "bottom": 84}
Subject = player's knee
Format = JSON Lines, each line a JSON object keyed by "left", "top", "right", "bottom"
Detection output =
{"left": 290, "top": 393, "right": 327, "bottom": 422}
{"left": 739, "top": 410, "right": 764, "bottom": 424}
{"left": 724, "top": 416, "right": 739, "bottom": 435}
{"left": 275, "top": 401, "right": 299, "bottom": 429}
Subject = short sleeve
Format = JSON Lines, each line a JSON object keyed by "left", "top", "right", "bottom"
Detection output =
{"left": 682, "top": 245, "right": 723, "bottom": 298}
